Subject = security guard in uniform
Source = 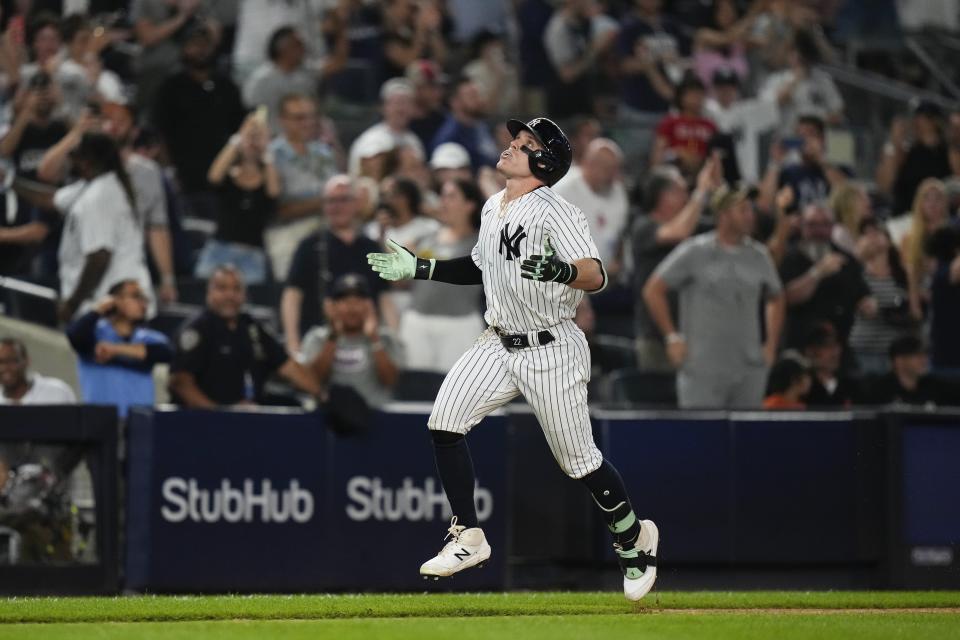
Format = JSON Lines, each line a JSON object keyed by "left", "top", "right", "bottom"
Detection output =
{"left": 169, "top": 265, "right": 320, "bottom": 407}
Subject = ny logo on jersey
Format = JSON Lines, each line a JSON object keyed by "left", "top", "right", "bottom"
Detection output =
{"left": 498, "top": 223, "right": 527, "bottom": 261}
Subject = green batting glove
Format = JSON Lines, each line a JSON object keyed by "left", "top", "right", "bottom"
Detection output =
{"left": 520, "top": 235, "right": 578, "bottom": 284}
{"left": 367, "top": 239, "right": 434, "bottom": 281}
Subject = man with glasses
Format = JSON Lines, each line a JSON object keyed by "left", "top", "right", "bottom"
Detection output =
{"left": 65, "top": 279, "right": 172, "bottom": 417}
{"left": 266, "top": 93, "right": 338, "bottom": 280}
{"left": 281, "top": 175, "right": 386, "bottom": 355}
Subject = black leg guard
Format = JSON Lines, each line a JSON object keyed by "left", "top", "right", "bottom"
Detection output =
{"left": 580, "top": 459, "right": 642, "bottom": 547}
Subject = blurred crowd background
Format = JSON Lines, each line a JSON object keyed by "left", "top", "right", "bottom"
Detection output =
{"left": 3, "top": 0, "right": 960, "bottom": 417}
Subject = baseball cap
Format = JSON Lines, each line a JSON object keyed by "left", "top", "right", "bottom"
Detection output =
{"left": 380, "top": 77, "right": 414, "bottom": 101}
{"left": 710, "top": 182, "right": 756, "bottom": 213}
{"left": 430, "top": 142, "right": 471, "bottom": 170}
{"left": 406, "top": 59, "right": 447, "bottom": 86}
{"left": 889, "top": 335, "right": 927, "bottom": 360}
{"left": 353, "top": 128, "right": 396, "bottom": 160}
{"left": 182, "top": 20, "right": 214, "bottom": 43}
{"left": 712, "top": 67, "right": 740, "bottom": 87}
{"left": 911, "top": 98, "right": 944, "bottom": 119}
{"left": 329, "top": 273, "right": 371, "bottom": 300}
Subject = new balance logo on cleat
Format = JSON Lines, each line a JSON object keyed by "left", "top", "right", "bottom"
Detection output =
{"left": 419, "top": 517, "right": 492, "bottom": 578}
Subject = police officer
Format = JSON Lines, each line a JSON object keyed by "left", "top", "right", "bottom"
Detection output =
{"left": 169, "top": 265, "right": 320, "bottom": 407}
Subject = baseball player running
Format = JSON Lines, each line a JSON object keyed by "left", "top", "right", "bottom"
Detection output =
{"left": 367, "top": 117, "right": 658, "bottom": 601}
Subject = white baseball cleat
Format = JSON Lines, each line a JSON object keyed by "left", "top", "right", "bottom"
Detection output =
{"left": 618, "top": 519, "right": 659, "bottom": 601}
{"left": 420, "top": 516, "right": 492, "bottom": 579}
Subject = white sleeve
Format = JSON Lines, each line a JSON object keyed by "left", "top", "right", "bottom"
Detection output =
{"left": 546, "top": 201, "right": 601, "bottom": 263}
{"left": 759, "top": 73, "right": 785, "bottom": 103}
{"left": 96, "top": 70, "right": 126, "bottom": 104}
{"left": 739, "top": 98, "right": 780, "bottom": 131}
{"left": 53, "top": 181, "right": 86, "bottom": 213}
{"left": 542, "top": 18, "right": 572, "bottom": 69}
{"left": 299, "top": 326, "right": 331, "bottom": 362}
{"left": 471, "top": 241, "right": 482, "bottom": 269}
{"left": 54, "top": 380, "right": 77, "bottom": 403}
{"left": 78, "top": 191, "right": 128, "bottom": 255}
{"left": 546, "top": 199, "right": 606, "bottom": 292}
{"left": 822, "top": 76, "right": 844, "bottom": 114}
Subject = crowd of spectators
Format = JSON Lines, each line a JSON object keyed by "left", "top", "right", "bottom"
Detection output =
{"left": 2, "top": 0, "right": 960, "bottom": 419}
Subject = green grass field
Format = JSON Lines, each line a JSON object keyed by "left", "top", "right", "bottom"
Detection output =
{"left": 1, "top": 592, "right": 959, "bottom": 640}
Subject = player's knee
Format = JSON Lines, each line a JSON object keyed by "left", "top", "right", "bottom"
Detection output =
{"left": 557, "top": 459, "right": 583, "bottom": 479}
{"left": 430, "top": 429, "right": 465, "bottom": 446}
{"left": 557, "top": 452, "right": 603, "bottom": 479}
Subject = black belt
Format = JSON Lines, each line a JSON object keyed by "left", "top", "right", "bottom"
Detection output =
{"left": 495, "top": 328, "right": 555, "bottom": 350}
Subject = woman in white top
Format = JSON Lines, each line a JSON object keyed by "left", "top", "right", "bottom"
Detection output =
{"left": 398, "top": 178, "right": 484, "bottom": 373}
{"left": 49, "top": 133, "right": 152, "bottom": 322}
{"left": 365, "top": 176, "right": 439, "bottom": 329}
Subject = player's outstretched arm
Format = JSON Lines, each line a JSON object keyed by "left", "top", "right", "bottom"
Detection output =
{"left": 367, "top": 239, "right": 483, "bottom": 285}
{"left": 520, "top": 235, "right": 605, "bottom": 292}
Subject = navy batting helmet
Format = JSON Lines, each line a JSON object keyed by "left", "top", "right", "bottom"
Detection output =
{"left": 506, "top": 117, "right": 573, "bottom": 186}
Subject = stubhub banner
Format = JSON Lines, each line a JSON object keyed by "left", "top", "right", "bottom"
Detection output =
{"left": 125, "top": 407, "right": 507, "bottom": 591}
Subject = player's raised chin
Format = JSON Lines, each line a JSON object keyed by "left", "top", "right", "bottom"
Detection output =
{"left": 497, "top": 132, "right": 540, "bottom": 179}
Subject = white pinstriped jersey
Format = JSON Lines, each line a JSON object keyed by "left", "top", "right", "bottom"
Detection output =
{"left": 471, "top": 186, "right": 601, "bottom": 333}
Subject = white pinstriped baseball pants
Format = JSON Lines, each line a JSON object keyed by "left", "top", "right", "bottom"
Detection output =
{"left": 427, "top": 320, "right": 604, "bottom": 479}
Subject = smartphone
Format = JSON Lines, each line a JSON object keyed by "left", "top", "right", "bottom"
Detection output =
{"left": 780, "top": 136, "right": 804, "bottom": 151}
{"left": 28, "top": 72, "right": 51, "bottom": 90}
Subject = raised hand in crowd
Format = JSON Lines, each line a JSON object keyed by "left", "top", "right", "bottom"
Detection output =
{"left": 699, "top": 150, "right": 724, "bottom": 192}
{"left": 775, "top": 184, "right": 795, "bottom": 213}
{"left": 361, "top": 299, "right": 380, "bottom": 342}
{"left": 323, "top": 298, "right": 346, "bottom": 339}
{"left": 35, "top": 107, "right": 100, "bottom": 183}
{"left": 812, "top": 251, "right": 846, "bottom": 280}
{"left": 766, "top": 185, "right": 796, "bottom": 265}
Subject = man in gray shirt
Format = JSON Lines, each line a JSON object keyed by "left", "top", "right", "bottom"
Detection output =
{"left": 301, "top": 273, "right": 402, "bottom": 409}
{"left": 632, "top": 159, "right": 718, "bottom": 371}
{"left": 643, "top": 184, "right": 785, "bottom": 409}
{"left": 242, "top": 25, "right": 348, "bottom": 133}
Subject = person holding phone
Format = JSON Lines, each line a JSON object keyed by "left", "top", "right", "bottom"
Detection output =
{"left": 65, "top": 279, "right": 173, "bottom": 417}
{"left": 0, "top": 69, "right": 70, "bottom": 282}
{"left": 195, "top": 109, "right": 279, "bottom": 285}
{"left": 757, "top": 115, "right": 832, "bottom": 212}
{"left": 759, "top": 28, "right": 843, "bottom": 136}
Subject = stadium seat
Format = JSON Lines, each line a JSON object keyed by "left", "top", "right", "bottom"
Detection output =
{"left": 601, "top": 368, "right": 677, "bottom": 407}
{"left": 175, "top": 279, "right": 207, "bottom": 306}
{"left": 148, "top": 303, "right": 203, "bottom": 340}
{"left": 590, "top": 334, "right": 637, "bottom": 373}
{"left": 0, "top": 277, "right": 58, "bottom": 328}
{"left": 246, "top": 283, "right": 281, "bottom": 308}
